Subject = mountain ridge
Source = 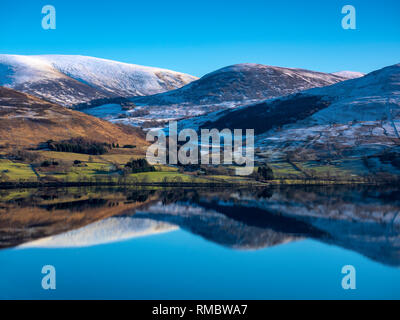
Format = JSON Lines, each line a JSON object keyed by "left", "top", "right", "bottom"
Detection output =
{"left": 199, "top": 63, "right": 400, "bottom": 162}
{"left": 113, "top": 63, "right": 354, "bottom": 126}
{"left": 0, "top": 54, "right": 198, "bottom": 107}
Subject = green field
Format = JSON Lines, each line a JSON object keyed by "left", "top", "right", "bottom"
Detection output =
{"left": 0, "top": 150, "right": 248, "bottom": 185}
{"left": 0, "top": 159, "right": 37, "bottom": 181}
{"left": 0, "top": 149, "right": 378, "bottom": 186}
{"left": 268, "top": 162, "right": 305, "bottom": 178}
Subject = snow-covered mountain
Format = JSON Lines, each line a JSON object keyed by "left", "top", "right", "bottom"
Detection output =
{"left": 0, "top": 55, "right": 197, "bottom": 106}
{"left": 199, "top": 63, "right": 400, "bottom": 163}
{"left": 331, "top": 71, "right": 365, "bottom": 79}
{"left": 113, "top": 63, "right": 351, "bottom": 126}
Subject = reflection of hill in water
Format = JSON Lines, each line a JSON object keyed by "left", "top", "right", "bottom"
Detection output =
{"left": 133, "top": 186, "right": 400, "bottom": 266}
{"left": 1, "top": 186, "right": 399, "bottom": 266}
{"left": 19, "top": 217, "right": 177, "bottom": 248}
{"left": 0, "top": 187, "right": 160, "bottom": 249}
{"left": 134, "top": 203, "right": 307, "bottom": 250}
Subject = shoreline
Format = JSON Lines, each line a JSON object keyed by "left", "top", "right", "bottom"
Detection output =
{"left": 0, "top": 179, "right": 398, "bottom": 190}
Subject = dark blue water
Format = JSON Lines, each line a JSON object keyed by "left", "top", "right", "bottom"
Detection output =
{"left": 1, "top": 229, "right": 399, "bottom": 300}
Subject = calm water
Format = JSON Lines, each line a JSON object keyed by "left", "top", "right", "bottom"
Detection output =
{"left": 0, "top": 186, "right": 399, "bottom": 299}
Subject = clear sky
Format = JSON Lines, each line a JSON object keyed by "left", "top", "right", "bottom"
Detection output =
{"left": 0, "top": 0, "right": 399, "bottom": 77}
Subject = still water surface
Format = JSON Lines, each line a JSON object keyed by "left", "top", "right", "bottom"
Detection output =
{"left": 0, "top": 186, "right": 399, "bottom": 299}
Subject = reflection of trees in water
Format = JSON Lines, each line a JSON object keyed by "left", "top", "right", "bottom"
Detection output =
{"left": 40, "top": 198, "right": 109, "bottom": 212}
{"left": 0, "top": 187, "right": 159, "bottom": 211}
{"left": 0, "top": 187, "right": 161, "bottom": 249}
{"left": 126, "top": 189, "right": 155, "bottom": 202}
{"left": 160, "top": 189, "right": 200, "bottom": 205}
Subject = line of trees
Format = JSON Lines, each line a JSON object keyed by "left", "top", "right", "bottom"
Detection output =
{"left": 46, "top": 138, "right": 112, "bottom": 155}
{"left": 123, "top": 159, "right": 156, "bottom": 174}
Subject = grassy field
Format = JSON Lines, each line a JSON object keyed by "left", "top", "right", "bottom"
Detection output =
{"left": 37, "top": 162, "right": 113, "bottom": 182}
{"left": 0, "top": 149, "right": 249, "bottom": 185}
{"left": 127, "top": 171, "right": 208, "bottom": 183}
{"left": 267, "top": 159, "right": 367, "bottom": 181}
{"left": 295, "top": 161, "right": 356, "bottom": 179}
{"left": 268, "top": 162, "right": 305, "bottom": 178}
{"left": 0, "top": 159, "right": 37, "bottom": 181}
{"left": 31, "top": 149, "right": 143, "bottom": 164}
{"left": 0, "top": 148, "right": 382, "bottom": 186}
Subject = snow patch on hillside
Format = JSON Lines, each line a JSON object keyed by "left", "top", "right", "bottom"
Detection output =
{"left": 332, "top": 71, "right": 365, "bottom": 79}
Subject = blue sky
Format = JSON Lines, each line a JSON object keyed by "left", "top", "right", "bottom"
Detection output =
{"left": 0, "top": 0, "right": 399, "bottom": 77}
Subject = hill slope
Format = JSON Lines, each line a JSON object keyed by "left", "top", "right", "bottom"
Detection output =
{"left": 0, "top": 55, "right": 197, "bottom": 107}
{"left": 0, "top": 87, "right": 147, "bottom": 148}
{"left": 201, "top": 63, "right": 400, "bottom": 162}
{"left": 115, "top": 63, "right": 351, "bottom": 125}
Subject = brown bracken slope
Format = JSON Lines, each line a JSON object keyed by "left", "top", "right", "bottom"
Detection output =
{"left": 0, "top": 86, "right": 148, "bottom": 148}
{"left": 0, "top": 191, "right": 160, "bottom": 249}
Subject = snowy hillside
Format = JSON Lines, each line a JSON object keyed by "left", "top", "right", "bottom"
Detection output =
{"left": 113, "top": 63, "right": 351, "bottom": 126}
{"left": 0, "top": 54, "right": 197, "bottom": 106}
{"left": 260, "top": 64, "right": 400, "bottom": 160}
{"left": 133, "top": 63, "right": 350, "bottom": 106}
{"left": 331, "top": 71, "right": 365, "bottom": 79}
{"left": 200, "top": 63, "right": 400, "bottom": 163}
